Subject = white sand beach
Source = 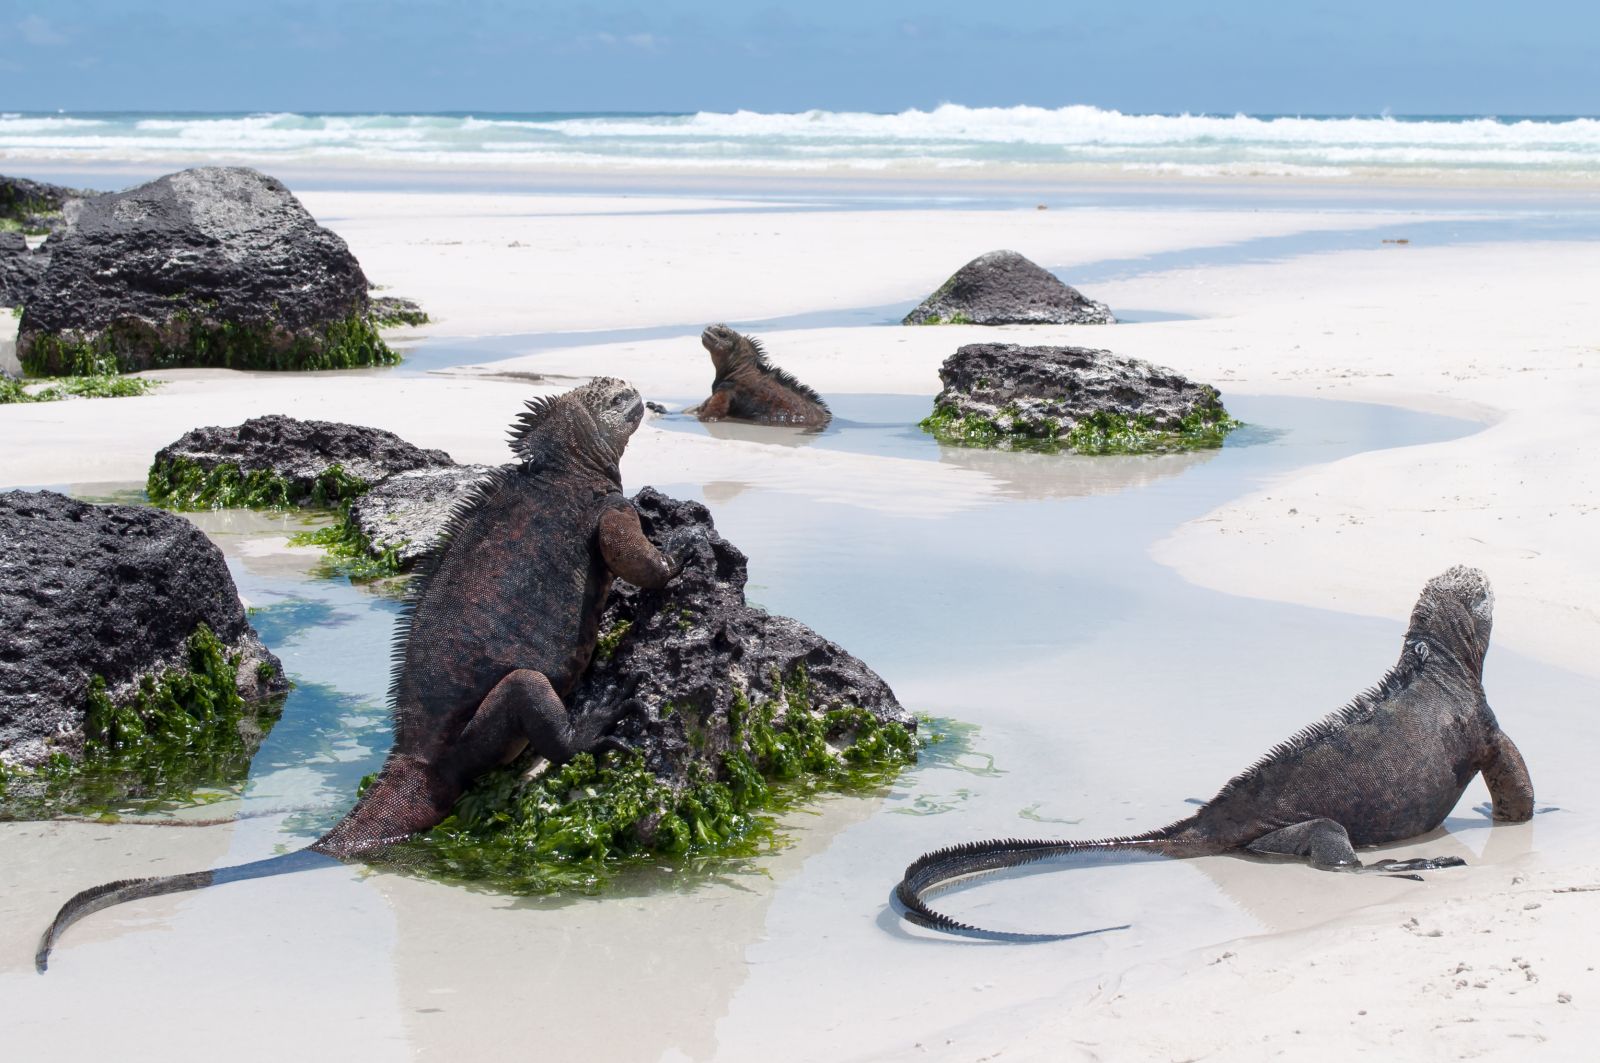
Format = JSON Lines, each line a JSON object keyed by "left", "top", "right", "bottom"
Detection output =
{"left": 2, "top": 176, "right": 1597, "bottom": 1060}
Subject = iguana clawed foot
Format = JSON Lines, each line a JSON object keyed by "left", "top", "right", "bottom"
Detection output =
{"left": 1363, "top": 855, "right": 1467, "bottom": 877}
{"left": 1473, "top": 801, "right": 1560, "bottom": 819}
{"left": 575, "top": 697, "right": 653, "bottom": 758}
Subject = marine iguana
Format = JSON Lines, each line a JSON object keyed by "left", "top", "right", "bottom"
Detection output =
{"left": 37, "top": 378, "right": 696, "bottom": 971}
{"left": 690, "top": 324, "right": 831, "bottom": 428}
{"left": 897, "top": 565, "right": 1535, "bottom": 940}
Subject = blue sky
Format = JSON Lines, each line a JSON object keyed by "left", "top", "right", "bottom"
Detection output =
{"left": 3, "top": 0, "right": 1595, "bottom": 116}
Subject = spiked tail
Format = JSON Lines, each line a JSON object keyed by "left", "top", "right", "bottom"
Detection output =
{"left": 894, "top": 820, "right": 1214, "bottom": 941}
{"left": 36, "top": 847, "right": 336, "bottom": 973}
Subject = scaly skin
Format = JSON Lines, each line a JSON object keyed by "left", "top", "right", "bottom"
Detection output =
{"left": 691, "top": 324, "right": 831, "bottom": 428}
{"left": 38, "top": 378, "right": 696, "bottom": 971}
{"left": 896, "top": 566, "right": 1536, "bottom": 941}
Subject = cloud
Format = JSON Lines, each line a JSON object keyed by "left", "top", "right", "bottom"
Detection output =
{"left": 17, "top": 14, "right": 68, "bottom": 46}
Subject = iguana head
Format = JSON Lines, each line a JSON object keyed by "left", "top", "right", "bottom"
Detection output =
{"left": 574, "top": 376, "right": 645, "bottom": 451}
{"left": 701, "top": 324, "right": 749, "bottom": 376}
{"left": 1408, "top": 565, "right": 1495, "bottom": 674}
{"left": 507, "top": 377, "right": 643, "bottom": 478}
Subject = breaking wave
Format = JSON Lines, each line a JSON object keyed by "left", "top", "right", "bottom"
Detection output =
{"left": 2, "top": 105, "right": 1597, "bottom": 179}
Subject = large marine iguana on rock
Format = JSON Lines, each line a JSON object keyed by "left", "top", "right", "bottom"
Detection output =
{"left": 897, "top": 566, "right": 1535, "bottom": 940}
{"left": 690, "top": 324, "right": 831, "bottom": 428}
{"left": 37, "top": 378, "right": 695, "bottom": 971}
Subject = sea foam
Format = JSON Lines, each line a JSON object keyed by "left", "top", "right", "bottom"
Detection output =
{"left": 2, "top": 105, "right": 1597, "bottom": 179}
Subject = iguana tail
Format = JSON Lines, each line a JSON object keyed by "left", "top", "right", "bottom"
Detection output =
{"left": 38, "top": 759, "right": 451, "bottom": 973}
{"left": 894, "top": 818, "right": 1217, "bottom": 941}
{"left": 36, "top": 847, "right": 337, "bottom": 972}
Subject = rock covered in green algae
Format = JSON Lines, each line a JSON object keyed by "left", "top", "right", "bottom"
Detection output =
{"left": 402, "top": 488, "right": 916, "bottom": 891}
{"left": 921, "top": 342, "right": 1240, "bottom": 454}
{"left": 0, "top": 490, "right": 287, "bottom": 774}
{"left": 148, "top": 414, "right": 457, "bottom": 511}
{"left": 574, "top": 488, "right": 912, "bottom": 795}
{"left": 14, "top": 167, "right": 410, "bottom": 374}
{"left": 903, "top": 249, "right": 1114, "bottom": 326}
{"left": 0, "top": 175, "right": 91, "bottom": 238}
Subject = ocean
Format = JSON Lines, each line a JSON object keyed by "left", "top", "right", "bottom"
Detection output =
{"left": 3, "top": 105, "right": 1599, "bottom": 181}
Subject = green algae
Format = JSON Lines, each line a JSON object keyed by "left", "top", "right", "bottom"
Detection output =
{"left": 0, "top": 373, "right": 162, "bottom": 404}
{"left": 594, "top": 619, "right": 633, "bottom": 663}
{"left": 146, "top": 456, "right": 410, "bottom": 580}
{"left": 920, "top": 402, "right": 1242, "bottom": 455}
{"left": 0, "top": 212, "right": 57, "bottom": 237}
{"left": 19, "top": 309, "right": 400, "bottom": 376}
{"left": 914, "top": 311, "right": 975, "bottom": 325}
{"left": 147, "top": 457, "right": 369, "bottom": 511}
{"left": 385, "top": 666, "right": 918, "bottom": 895}
{"left": 0, "top": 624, "right": 285, "bottom": 820}
{"left": 287, "top": 511, "right": 405, "bottom": 582}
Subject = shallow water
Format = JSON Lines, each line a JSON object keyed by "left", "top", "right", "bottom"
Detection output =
{"left": 388, "top": 202, "right": 1600, "bottom": 377}
{"left": 3, "top": 393, "right": 1596, "bottom": 1062}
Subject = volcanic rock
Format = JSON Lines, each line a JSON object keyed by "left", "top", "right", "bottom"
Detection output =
{"left": 346, "top": 463, "right": 495, "bottom": 568}
{"left": 926, "top": 343, "right": 1234, "bottom": 451}
{"left": 0, "top": 175, "right": 90, "bottom": 237}
{"left": 903, "top": 249, "right": 1114, "bottom": 326}
{"left": 0, "top": 230, "right": 44, "bottom": 307}
{"left": 0, "top": 490, "right": 286, "bottom": 769}
{"left": 570, "top": 488, "right": 911, "bottom": 797}
{"left": 16, "top": 167, "right": 391, "bottom": 373}
{"left": 150, "top": 414, "right": 456, "bottom": 507}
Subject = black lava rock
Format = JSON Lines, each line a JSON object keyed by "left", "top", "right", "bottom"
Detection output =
{"left": 16, "top": 167, "right": 384, "bottom": 372}
{"left": 151, "top": 414, "right": 457, "bottom": 505}
{"left": 569, "top": 488, "right": 910, "bottom": 793}
{"left": 0, "top": 230, "right": 44, "bottom": 307}
{"left": 0, "top": 490, "right": 286, "bottom": 768}
{"left": 0, "top": 175, "right": 90, "bottom": 237}
{"left": 347, "top": 463, "right": 495, "bottom": 567}
{"left": 929, "top": 343, "right": 1232, "bottom": 449}
{"left": 904, "top": 249, "right": 1114, "bottom": 326}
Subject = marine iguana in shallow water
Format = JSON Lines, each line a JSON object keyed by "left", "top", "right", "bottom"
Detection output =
{"left": 897, "top": 565, "right": 1535, "bottom": 941}
{"left": 37, "top": 378, "right": 695, "bottom": 971}
{"left": 690, "top": 324, "right": 831, "bottom": 428}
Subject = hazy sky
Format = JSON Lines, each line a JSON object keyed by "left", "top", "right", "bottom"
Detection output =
{"left": 3, "top": 0, "right": 1595, "bottom": 116}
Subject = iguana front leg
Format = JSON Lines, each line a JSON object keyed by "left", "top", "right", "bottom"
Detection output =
{"left": 693, "top": 390, "right": 733, "bottom": 421}
{"left": 599, "top": 505, "right": 693, "bottom": 589}
{"left": 1482, "top": 729, "right": 1535, "bottom": 822}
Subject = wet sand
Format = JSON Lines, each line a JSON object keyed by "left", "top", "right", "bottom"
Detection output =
{"left": 2, "top": 182, "right": 1597, "bottom": 1060}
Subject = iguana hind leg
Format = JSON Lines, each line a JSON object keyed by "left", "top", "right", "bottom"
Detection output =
{"left": 445, "top": 668, "right": 633, "bottom": 784}
{"left": 1247, "top": 818, "right": 1464, "bottom": 874}
{"left": 1483, "top": 729, "right": 1535, "bottom": 823}
{"left": 1247, "top": 818, "right": 1363, "bottom": 869}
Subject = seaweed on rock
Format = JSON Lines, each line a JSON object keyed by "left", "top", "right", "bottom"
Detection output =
{"left": 388, "top": 666, "right": 918, "bottom": 894}
{"left": 0, "top": 624, "right": 287, "bottom": 819}
{"left": 20, "top": 310, "right": 399, "bottom": 377}
{"left": 147, "top": 457, "right": 369, "bottom": 511}
{"left": 921, "top": 343, "right": 1242, "bottom": 455}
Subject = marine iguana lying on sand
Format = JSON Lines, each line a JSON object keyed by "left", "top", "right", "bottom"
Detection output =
{"left": 897, "top": 565, "right": 1535, "bottom": 940}
{"left": 690, "top": 324, "right": 831, "bottom": 428}
{"left": 38, "top": 378, "right": 695, "bottom": 971}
